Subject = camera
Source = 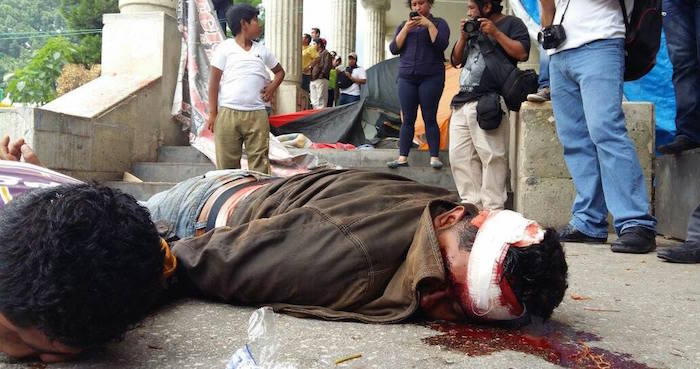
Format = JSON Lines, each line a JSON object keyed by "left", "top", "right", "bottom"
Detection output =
{"left": 463, "top": 18, "right": 481, "bottom": 36}
{"left": 537, "top": 25, "right": 567, "bottom": 50}
{"left": 409, "top": 11, "right": 419, "bottom": 18}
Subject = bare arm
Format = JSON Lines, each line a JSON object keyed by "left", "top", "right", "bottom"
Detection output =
{"left": 207, "top": 66, "right": 223, "bottom": 133}
{"left": 262, "top": 64, "right": 286, "bottom": 102}
{"left": 540, "top": 0, "right": 555, "bottom": 27}
{"left": 451, "top": 18, "right": 469, "bottom": 67}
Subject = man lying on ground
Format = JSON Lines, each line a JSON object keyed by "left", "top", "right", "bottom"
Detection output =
{"left": 0, "top": 135, "right": 568, "bottom": 362}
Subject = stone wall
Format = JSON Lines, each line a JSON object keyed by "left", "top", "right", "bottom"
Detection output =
{"left": 513, "top": 102, "right": 655, "bottom": 229}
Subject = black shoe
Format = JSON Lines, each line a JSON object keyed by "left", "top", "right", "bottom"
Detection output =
{"left": 557, "top": 224, "right": 607, "bottom": 244}
{"left": 610, "top": 226, "right": 656, "bottom": 254}
{"left": 657, "top": 242, "right": 700, "bottom": 263}
{"left": 658, "top": 135, "right": 700, "bottom": 155}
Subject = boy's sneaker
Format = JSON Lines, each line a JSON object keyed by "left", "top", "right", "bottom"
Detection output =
{"left": 527, "top": 87, "right": 550, "bottom": 103}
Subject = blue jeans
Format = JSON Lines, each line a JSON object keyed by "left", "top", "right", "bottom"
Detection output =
{"left": 338, "top": 93, "right": 360, "bottom": 106}
{"left": 538, "top": 45, "right": 550, "bottom": 89}
{"left": 662, "top": 0, "right": 700, "bottom": 143}
{"left": 144, "top": 170, "right": 270, "bottom": 239}
{"left": 549, "top": 38, "right": 657, "bottom": 237}
{"left": 397, "top": 73, "right": 445, "bottom": 157}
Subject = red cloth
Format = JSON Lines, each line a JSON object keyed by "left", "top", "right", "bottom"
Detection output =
{"left": 310, "top": 143, "right": 356, "bottom": 150}
{"left": 269, "top": 109, "right": 323, "bottom": 128}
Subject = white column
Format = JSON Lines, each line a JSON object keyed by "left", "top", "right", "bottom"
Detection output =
{"left": 119, "top": 0, "right": 177, "bottom": 17}
{"left": 330, "top": 0, "right": 357, "bottom": 59}
{"left": 361, "top": 0, "right": 390, "bottom": 67}
{"left": 264, "top": 0, "right": 304, "bottom": 113}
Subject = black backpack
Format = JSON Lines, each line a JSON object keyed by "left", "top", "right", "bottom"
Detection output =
{"left": 478, "top": 37, "right": 538, "bottom": 112}
{"left": 620, "top": 0, "right": 663, "bottom": 81}
{"left": 336, "top": 66, "right": 357, "bottom": 90}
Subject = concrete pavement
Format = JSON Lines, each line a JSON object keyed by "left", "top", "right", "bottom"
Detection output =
{"left": 0, "top": 237, "right": 698, "bottom": 369}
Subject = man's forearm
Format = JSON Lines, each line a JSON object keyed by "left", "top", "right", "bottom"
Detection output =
{"left": 451, "top": 38, "right": 467, "bottom": 67}
{"left": 540, "top": 0, "right": 555, "bottom": 27}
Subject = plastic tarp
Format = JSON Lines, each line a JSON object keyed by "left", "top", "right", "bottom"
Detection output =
{"left": 363, "top": 58, "right": 459, "bottom": 151}
{"left": 512, "top": 0, "right": 676, "bottom": 146}
{"left": 270, "top": 100, "right": 368, "bottom": 147}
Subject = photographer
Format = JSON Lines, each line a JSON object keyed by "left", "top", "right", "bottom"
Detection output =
{"left": 448, "top": 0, "right": 529, "bottom": 210}
{"left": 539, "top": 0, "right": 657, "bottom": 254}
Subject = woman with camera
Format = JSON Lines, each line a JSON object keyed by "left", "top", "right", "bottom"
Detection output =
{"left": 387, "top": 0, "right": 450, "bottom": 170}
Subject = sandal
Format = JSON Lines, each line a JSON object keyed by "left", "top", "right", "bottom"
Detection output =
{"left": 430, "top": 159, "right": 444, "bottom": 169}
{"left": 387, "top": 160, "right": 409, "bottom": 169}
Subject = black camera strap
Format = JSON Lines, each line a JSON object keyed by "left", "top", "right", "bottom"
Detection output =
{"left": 557, "top": 0, "right": 571, "bottom": 25}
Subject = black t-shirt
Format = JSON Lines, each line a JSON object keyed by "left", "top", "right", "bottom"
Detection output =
{"left": 451, "top": 15, "right": 530, "bottom": 108}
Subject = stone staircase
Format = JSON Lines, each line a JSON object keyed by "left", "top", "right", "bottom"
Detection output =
{"left": 106, "top": 146, "right": 456, "bottom": 201}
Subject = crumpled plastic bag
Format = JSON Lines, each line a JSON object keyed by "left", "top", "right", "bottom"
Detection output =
{"left": 225, "top": 307, "right": 298, "bottom": 369}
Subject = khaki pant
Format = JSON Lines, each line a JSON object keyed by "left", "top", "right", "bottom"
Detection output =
{"left": 448, "top": 100, "right": 508, "bottom": 210}
{"left": 310, "top": 78, "right": 328, "bottom": 109}
{"left": 214, "top": 108, "right": 270, "bottom": 174}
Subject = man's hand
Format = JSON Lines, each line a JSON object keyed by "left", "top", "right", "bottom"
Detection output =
{"left": 261, "top": 84, "right": 276, "bottom": 102}
{"left": 0, "top": 135, "right": 42, "bottom": 166}
{"left": 459, "top": 18, "right": 469, "bottom": 39}
{"left": 478, "top": 18, "right": 501, "bottom": 37}
{"left": 207, "top": 112, "right": 217, "bottom": 133}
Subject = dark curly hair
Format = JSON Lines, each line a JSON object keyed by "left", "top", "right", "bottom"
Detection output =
{"left": 503, "top": 229, "right": 568, "bottom": 319}
{"left": 0, "top": 184, "right": 166, "bottom": 348}
{"left": 406, "top": 0, "right": 435, "bottom": 6}
{"left": 472, "top": 0, "right": 504, "bottom": 13}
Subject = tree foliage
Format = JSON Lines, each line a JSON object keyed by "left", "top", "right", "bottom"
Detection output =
{"left": 0, "top": 0, "right": 65, "bottom": 90}
{"left": 6, "top": 37, "right": 75, "bottom": 104}
{"left": 59, "top": 0, "right": 118, "bottom": 65}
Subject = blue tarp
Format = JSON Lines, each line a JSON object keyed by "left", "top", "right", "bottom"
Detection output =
{"left": 517, "top": 0, "right": 676, "bottom": 146}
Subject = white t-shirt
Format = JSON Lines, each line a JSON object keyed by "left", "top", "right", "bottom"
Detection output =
{"left": 211, "top": 39, "right": 279, "bottom": 111}
{"left": 548, "top": 0, "right": 632, "bottom": 55}
{"left": 339, "top": 66, "right": 367, "bottom": 96}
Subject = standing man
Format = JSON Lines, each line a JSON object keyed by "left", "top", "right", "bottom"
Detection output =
{"left": 658, "top": 203, "right": 700, "bottom": 263}
{"left": 540, "top": 0, "right": 657, "bottom": 253}
{"left": 449, "top": 0, "right": 529, "bottom": 210}
{"left": 309, "top": 38, "right": 333, "bottom": 109}
{"left": 207, "top": 4, "right": 285, "bottom": 173}
{"left": 657, "top": 0, "right": 699, "bottom": 154}
{"left": 301, "top": 34, "right": 317, "bottom": 93}
{"left": 337, "top": 52, "right": 367, "bottom": 105}
{"left": 311, "top": 27, "right": 320, "bottom": 40}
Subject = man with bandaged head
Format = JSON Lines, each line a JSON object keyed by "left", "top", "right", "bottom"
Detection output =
{"left": 0, "top": 135, "right": 567, "bottom": 362}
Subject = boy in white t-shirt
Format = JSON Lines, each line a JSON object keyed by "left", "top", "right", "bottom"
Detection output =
{"left": 207, "top": 4, "right": 285, "bottom": 174}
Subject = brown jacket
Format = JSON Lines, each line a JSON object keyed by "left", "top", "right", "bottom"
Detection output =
{"left": 311, "top": 49, "right": 333, "bottom": 81}
{"left": 172, "top": 169, "right": 474, "bottom": 323}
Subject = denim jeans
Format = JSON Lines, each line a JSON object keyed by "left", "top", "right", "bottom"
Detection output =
{"left": 338, "top": 93, "right": 360, "bottom": 106}
{"left": 538, "top": 45, "right": 550, "bottom": 89}
{"left": 144, "top": 170, "right": 270, "bottom": 240}
{"left": 688, "top": 203, "right": 700, "bottom": 243}
{"left": 549, "top": 38, "right": 657, "bottom": 237}
{"left": 397, "top": 73, "right": 445, "bottom": 157}
{"left": 662, "top": 0, "right": 700, "bottom": 143}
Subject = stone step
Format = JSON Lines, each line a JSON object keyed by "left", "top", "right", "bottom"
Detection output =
{"left": 132, "top": 162, "right": 216, "bottom": 183}
{"left": 655, "top": 148, "right": 700, "bottom": 240}
{"left": 157, "top": 145, "right": 451, "bottom": 168}
{"left": 287, "top": 148, "right": 451, "bottom": 168}
{"left": 105, "top": 181, "right": 177, "bottom": 201}
{"left": 157, "top": 146, "right": 211, "bottom": 163}
{"left": 131, "top": 161, "right": 455, "bottom": 191}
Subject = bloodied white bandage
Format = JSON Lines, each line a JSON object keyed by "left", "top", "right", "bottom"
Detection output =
{"left": 464, "top": 210, "right": 545, "bottom": 321}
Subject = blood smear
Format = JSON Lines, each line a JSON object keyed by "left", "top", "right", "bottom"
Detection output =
{"left": 423, "top": 322, "right": 655, "bottom": 369}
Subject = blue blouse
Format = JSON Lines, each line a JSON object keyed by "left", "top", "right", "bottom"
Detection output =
{"left": 389, "top": 15, "right": 451, "bottom": 78}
